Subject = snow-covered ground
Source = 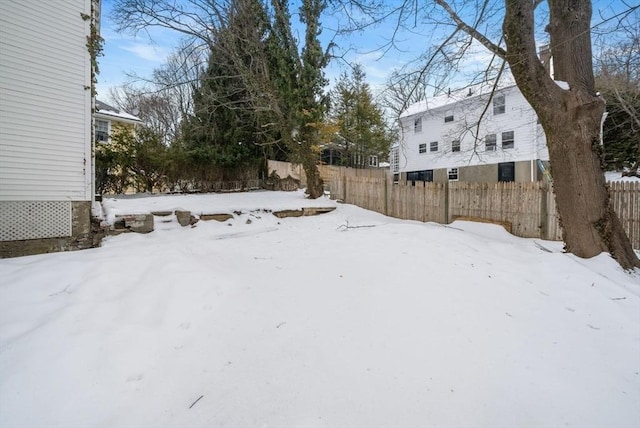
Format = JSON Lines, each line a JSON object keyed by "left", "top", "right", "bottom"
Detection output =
{"left": 606, "top": 171, "right": 640, "bottom": 182}
{"left": 1, "top": 190, "right": 639, "bottom": 428}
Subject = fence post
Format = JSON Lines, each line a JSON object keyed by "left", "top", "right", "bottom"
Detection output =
{"left": 444, "top": 181, "right": 450, "bottom": 224}
{"left": 342, "top": 173, "right": 347, "bottom": 203}
{"left": 540, "top": 183, "right": 548, "bottom": 239}
{"left": 384, "top": 176, "right": 388, "bottom": 216}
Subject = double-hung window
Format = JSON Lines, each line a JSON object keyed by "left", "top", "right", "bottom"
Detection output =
{"left": 430, "top": 141, "right": 438, "bottom": 152}
{"left": 502, "top": 131, "right": 514, "bottom": 149}
{"left": 493, "top": 94, "right": 505, "bottom": 115}
{"left": 485, "top": 134, "right": 497, "bottom": 151}
{"left": 451, "top": 140, "right": 460, "bottom": 152}
{"left": 419, "top": 143, "right": 427, "bottom": 154}
{"left": 95, "top": 119, "right": 109, "bottom": 142}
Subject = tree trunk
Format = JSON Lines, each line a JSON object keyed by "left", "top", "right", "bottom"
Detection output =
{"left": 542, "top": 92, "right": 638, "bottom": 268}
{"left": 504, "top": 0, "right": 639, "bottom": 269}
{"left": 300, "top": 145, "right": 324, "bottom": 199}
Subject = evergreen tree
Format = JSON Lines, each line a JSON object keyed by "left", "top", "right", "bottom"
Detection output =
{"left": 596, "top": 32, "right": 640, "bottom": 176}
{"left": 181, "top": 0, "right": 268, "bottom": 175}
{"left": 329, "top": 64, "right": 393, "bottom": 167}
{"left": 295, "top": 0, "right": 330, "bottom": 198}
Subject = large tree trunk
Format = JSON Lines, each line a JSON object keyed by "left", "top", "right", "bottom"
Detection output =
{"left": 299, "top": 140, "right": 324, "bottom": 199}
{"left": 504, "top": 0, "right": 639, "bottom": 269}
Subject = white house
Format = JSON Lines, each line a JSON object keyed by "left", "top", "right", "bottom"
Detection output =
{"left": 392, "top": 79, "right": 550, "bottom": 183}
{"left": 0, "top": 0, "right": 98, "bottom": 257}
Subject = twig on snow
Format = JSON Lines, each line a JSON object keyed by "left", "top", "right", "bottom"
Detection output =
{"left": 336, "top": 220, "right": 379, "bottom": 231}
{"left": 189, "top": 395, "right": 204, "bottom": 409}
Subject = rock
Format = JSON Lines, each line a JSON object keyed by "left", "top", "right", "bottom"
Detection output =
{"left": 200, "top": 213, "right": 233, "bottom": 222}
{"left": 175, "top": 210, "right": 192, "bottom": 227}
{"left": 303, "top": 207, "right": 336, "bottom": 216}
{"left": 114, "top": 214, "right": 154, "bottom": 233}
{"left": 273, "top": 209, "right": 303, "bottom": 218}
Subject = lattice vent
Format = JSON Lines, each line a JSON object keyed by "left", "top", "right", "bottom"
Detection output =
{"left": 0, "top": 201, "right": 72, "bottom": 241}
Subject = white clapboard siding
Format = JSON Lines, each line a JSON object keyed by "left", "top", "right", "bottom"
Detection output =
{"left": 0, "top": 0, "right": 92, "bottom": 202}
{"left": 399, "top": 84, "right": 546, "bottom": 174}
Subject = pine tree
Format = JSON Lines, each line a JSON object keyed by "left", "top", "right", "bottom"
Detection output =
{"left": 329, "top": 64, "right": 394, "bottom": 167}
{"left": 181, "top": 0, "right": 268, "bottom": 174}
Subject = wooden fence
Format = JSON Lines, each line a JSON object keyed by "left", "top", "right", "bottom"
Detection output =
{"left": 321, "top": 166, "right": 640, "bottom": 249}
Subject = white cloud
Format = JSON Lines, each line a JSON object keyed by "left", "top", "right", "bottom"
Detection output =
{"left": 120, "top": 43, "right": 170, "bottom": 63}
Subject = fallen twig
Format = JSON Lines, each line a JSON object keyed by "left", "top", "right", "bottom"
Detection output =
{"left": 336, "top": 221, "right": 379, "bottom": 231}
{"left": 189, "top": 395, "right": 204, "bottom": 409}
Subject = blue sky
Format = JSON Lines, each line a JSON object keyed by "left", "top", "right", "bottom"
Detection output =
{"left": 96, "top": 0, "right": 636, "bottom": 103}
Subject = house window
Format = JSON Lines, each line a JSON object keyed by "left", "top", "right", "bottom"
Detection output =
{"left": 95, "top": 119, "right": 109, "bottom": 142}
{"left": 368, "top": 155, "right": 378, "bottom": 167}
{"left": 391, "top": 147, "right": 399, "bottom": 173}
{"left": 444, "top": 110, "right": 454, "bottom": 123}
{"left": 493, "top": 94, "right": 505, "bottom": 115}
{"left": 419, "top": 143, "right": 427, "bottom": 154}
{"left": 430, "top": 141, "right": 438, "bottom": 152}
{"left": 498, "top": 162, "right": 515, "bottom": 182}
{"left": 452, "top": 140, "right": 460, "bottom": 152}
{"left": 407, "top": 170, "right": 433, "bottom": 182}
{"left": 448, "top": 167, "right": 459, "bottom": 181}
{"left": 414, "top": 117, "right": 422, "bottom": 133}
{"left": 485, "top": 134, "right": 497, "bottom": 151}
{"left": 502, "top": 131, "right": 514, "bottom": 149}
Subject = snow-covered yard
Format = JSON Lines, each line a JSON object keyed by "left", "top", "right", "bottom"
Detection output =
{"left": 1, "top": 190, "right": 639, "bottom": 428}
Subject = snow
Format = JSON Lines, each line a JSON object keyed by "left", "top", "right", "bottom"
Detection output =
{"left": 1, "top": 190, "right": 639, "bottom": 428}
{"left": 606, "top": 171, "right": 640, "bottom": 182}
{"left": 399, "top": 77, "right": 571, "bottom": 118}
{"left": 95, "top": 100, "right": 142, "bottom": 124}
{"left": 101, "top": 190, "right": 337, "bottom": 225}
{"left": 399, "top": 75, "right": 518, "bottom": 118}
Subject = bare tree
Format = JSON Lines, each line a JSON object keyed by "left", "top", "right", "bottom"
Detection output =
{"left": 334, "top": 0, "right": 639, "bottom": 269}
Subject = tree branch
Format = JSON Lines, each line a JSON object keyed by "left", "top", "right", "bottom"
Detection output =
{"left": 434, "top": 0, "right": 506, "bottom": 59}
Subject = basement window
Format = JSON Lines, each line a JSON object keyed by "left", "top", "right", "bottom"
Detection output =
{"left": 448, "top": 167, "right": 459, "bottom": 181}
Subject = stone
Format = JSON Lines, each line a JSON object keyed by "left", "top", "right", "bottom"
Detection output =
{"left": 302, "top": 207, "right": 336, "bottom": 216}
{"left": 273, "top": 209, "right": 303, "bottom": 218}
{"left": 175, "top": 210, "right": 192, "bottom": 227}
{"left": 200, "top": 213, "right": 234, "bottom": 222}
{"left": 115, "top": 214, "right": 154, "bottom": 233}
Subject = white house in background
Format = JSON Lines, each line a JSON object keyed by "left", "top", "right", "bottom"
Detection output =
{"left": 94, "top": 100, "right": 142, "bottom": 142}
{"left": 392, "top": 78, "right": 551, "bottom": 184}
{"left": 0, "top": 0, "right": 99, "bottom": 257}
